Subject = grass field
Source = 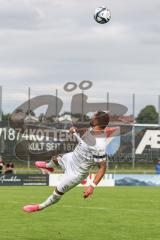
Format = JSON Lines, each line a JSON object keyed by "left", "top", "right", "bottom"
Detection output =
{"left": 0, "top": 186, "right": 160, "bottom": 240}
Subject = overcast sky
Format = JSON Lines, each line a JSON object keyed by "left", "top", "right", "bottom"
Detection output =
{"left": 0, "top": 0, "right": 160, "bottom": 114}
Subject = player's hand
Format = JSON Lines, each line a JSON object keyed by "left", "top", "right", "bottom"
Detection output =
{"left": 83, "top": 186, "right": 94, "bottom": 199}
{"left": 69, "top": 127, "right": 77, "bottom": 134}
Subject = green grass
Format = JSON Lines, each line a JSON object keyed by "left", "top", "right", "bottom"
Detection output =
{"left": 0, "top": 186, "right": 160, "bottom": 240}
{"left": 14, "top": 166, "right": 156, "bottom": 174}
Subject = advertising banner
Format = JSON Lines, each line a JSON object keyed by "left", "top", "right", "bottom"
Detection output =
{"left": 0, "top": 174, "right": 49, "bottom": 186}
{"left": 115, "top": 174, "right": 160, "bottom": 186}
{"left": 49, "top": 173, "right": 115, "bottom": 187}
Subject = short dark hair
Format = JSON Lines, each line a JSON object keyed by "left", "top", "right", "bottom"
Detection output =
{"left": 93, "top": 111, "right": 110, "bottom": 128}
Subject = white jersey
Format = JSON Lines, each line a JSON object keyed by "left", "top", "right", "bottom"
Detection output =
{"left": 56, "top": 130, "right": 107, "bottom": 193}
{"left": 58, "top": 130, "right": 107, "bottom": 176}
{"left": 73, "top": 131, "right": 106, "bottom": 173}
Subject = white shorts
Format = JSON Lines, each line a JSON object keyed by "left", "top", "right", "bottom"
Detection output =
{"left": 56, "top": 152, "right": 88, "bottom": 193}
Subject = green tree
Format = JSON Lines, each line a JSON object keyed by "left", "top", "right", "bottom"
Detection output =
{"left": 2, "top": 112, "right": 11, "bottom": 121}
{"left": 136, "top": 105, "right": 158, "bottom": 124}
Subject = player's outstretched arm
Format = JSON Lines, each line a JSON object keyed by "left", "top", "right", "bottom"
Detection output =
{"left": 69, "top": 127, "right": 87, "bottom": 143}
{"left": 69, "top": 127, "right": 87, "bottom": 135}
{"left": 83, "top": 161, "right": 106, "bottom": 198}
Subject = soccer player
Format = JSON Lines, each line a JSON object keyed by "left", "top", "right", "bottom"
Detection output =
{"left": 23, "top": 111, "right": 109, "bottom": 213}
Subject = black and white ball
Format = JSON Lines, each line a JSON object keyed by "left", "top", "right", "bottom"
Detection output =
{"left": 94, "top": 7, "right": 111, "bottom": 24}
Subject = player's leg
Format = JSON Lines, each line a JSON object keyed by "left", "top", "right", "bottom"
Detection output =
{"left": 35, "top": 155, "right": 60, "bottom": 173}
{"left": 38, "top": 188, "right": 64, "bottom": 209}
{"left": 36, "top": 152, "right": 73, "bottom": 173}
{"left": 23, "top": 187, "right": 63, "bottom": 213}
{"left": 23, "top": 175, "right": 82, "bottom": 213}
{"left": 23, "top": 153, "right": 83, "bottom": 213}
{"left": 39, "top": 174, "right": 85, "bottom": 209}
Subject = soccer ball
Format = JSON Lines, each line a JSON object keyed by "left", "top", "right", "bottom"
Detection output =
{"left": 94, "top": 7, "right": 111, "bottom": 24}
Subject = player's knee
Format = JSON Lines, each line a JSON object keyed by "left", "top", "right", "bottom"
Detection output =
{"left": 49, "top": 190, "right": 63, "bottom": 204}
{"left": 54, "top": 188, "right": 64, "bottom": 196}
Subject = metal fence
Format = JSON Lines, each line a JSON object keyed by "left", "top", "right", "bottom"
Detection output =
{"left": 0, "top": 83, "right": 160, "bottom": 170}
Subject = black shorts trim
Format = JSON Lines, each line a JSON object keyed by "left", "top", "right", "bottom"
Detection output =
{"left": 93, "top": 155, "right": 106, "bottom": 159}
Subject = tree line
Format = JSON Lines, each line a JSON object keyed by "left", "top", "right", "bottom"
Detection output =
{"left": 1, "top": 105, "right": 159, "bottom": 124}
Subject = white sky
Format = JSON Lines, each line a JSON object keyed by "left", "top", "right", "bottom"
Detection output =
{"left": 0, "top": 0, "right": 160, "bottom": 115}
